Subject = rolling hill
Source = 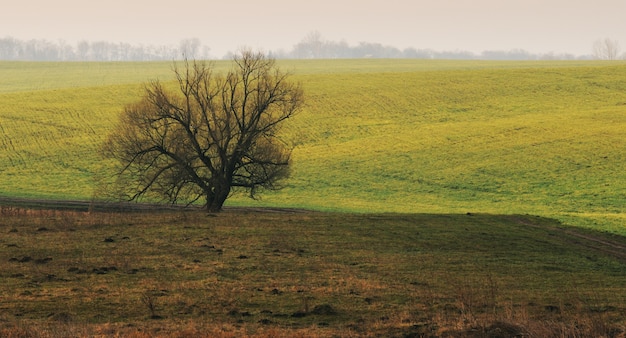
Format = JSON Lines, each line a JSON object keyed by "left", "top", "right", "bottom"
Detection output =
{"left": 0, "top": 59, "right": 624, "bottom": 233}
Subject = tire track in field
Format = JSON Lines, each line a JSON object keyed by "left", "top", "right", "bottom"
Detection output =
{"left": 512, "top": 216, "right": 626, "bottom": 263}
{"left": 0, "top": 120, "right": 26, "bottom": 166}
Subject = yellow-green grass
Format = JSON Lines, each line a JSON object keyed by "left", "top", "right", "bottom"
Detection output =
{"left": 0, "top": 60, "right": 625, "bottom": 233}
{"left": 273, "top": 64, "right": 626, "bottom": 233}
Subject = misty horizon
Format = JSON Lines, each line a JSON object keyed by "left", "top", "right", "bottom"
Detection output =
{"left": 0, "top": 33, "right": 610, "bottom": 61}
{"left": 3, "top": 0, "right": 626, "bottom": 61}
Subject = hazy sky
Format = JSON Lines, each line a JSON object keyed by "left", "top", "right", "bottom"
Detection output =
{"left": 2, "top": 0, "right": 626, "bottom": 57}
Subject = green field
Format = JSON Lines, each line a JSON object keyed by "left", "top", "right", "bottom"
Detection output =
{"left": 0, "top": 60, "right": 625, "bottom": 233}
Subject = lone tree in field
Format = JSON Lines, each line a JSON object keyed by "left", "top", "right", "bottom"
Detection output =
{"left": 103, "top": 50, "right": 304, "bottom": 212}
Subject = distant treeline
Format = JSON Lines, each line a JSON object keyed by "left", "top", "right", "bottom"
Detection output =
{"left": 1, "top": 35, "right": 593, "bottom": 61}
{"left": 0, "top": 37, "right": 209, "bottom": 61}
{"left": 280, "top": 41, "right": 591, "bottom": 60}
{"left": 279, "top": 31, "right": 593, "bottom": 60}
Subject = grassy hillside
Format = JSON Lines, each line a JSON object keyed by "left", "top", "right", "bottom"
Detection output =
{"left": 0, "top": 60, "right": 625, "bottom": 232}
{"left": 1, "top": 209, "right": 625, "bottom": 336}
{"left": 276, "top": 63, "right": 626, "bottom": 233}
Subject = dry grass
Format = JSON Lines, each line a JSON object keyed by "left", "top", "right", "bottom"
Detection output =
{"left": 1, "top": 207, "right": 625, "bottom": 337}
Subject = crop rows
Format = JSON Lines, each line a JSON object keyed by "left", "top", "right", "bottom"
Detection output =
{"left": 0, "top": 84, "right": 141, "bottom": 198}
{"left": 278, "top": 65, "right": 626, "bottom": 232}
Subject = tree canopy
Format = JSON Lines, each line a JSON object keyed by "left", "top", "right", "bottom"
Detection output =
{"left": 102, "top": 51, "right": 304, "bottom": 212}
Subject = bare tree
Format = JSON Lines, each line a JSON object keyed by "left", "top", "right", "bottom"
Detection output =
{"left": 178, "top": 38, "right": 202, "bottom": 59}
{"left": 293, "top": 30, "right": 325, "bottom": 58}
{"left": 102, "top": 50, "right": 304, "bottom": 212}
{"left": 593, "top": 38, "right": 621, "bottom": 60}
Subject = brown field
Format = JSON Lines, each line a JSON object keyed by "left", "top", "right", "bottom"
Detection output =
{"left": 1, "top": 205, "right": 626, "bottom": 337}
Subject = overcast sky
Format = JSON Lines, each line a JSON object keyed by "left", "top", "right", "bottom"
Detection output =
{"left": 2, "top": 0, "right": 626, "bottom": 58}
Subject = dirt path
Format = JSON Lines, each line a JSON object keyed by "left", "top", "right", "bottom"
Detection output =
{"left": 0, "top": 196, "right": 312, "bottom": 214}
{"left": 0, "top": 196, "right": 185, "bottom": 212}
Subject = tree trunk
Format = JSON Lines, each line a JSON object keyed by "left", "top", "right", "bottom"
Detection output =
{"left": 205, "top": 180, "right": 231, "bottom": 213}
